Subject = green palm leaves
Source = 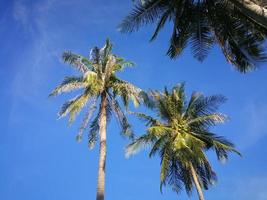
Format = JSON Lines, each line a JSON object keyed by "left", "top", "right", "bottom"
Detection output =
{"left": 50, "top": 39, "right": 240, "bottom": 200}
{"left": 126, "top": 83, "right": 240, "bottom": 199}
{"left": 49, "top": 39, "right": 141, "bottom": 147}
{"left": 120, "top": 0, "right": 267, "bottom": 72}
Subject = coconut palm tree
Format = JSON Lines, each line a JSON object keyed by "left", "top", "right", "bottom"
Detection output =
{"left": 120, "top": 0, "right": 267, "bottom": 72}
{"left": 126, "top": 83, "right": 240, "bottom": 200}
{"left": 49, "top": 39, "right": 141, "bottom": 200}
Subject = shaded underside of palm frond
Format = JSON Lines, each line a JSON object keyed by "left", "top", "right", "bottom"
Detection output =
{"left": 120, "top": 0, "right": 267, "bottom": 72}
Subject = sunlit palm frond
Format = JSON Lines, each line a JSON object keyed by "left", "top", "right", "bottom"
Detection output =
{"left": 125, "top": 133, "right": 157, "bottom": 158}
{"left": 113, "top": 79, "right": 142, "bottom": 108}
{"left": 49, "top": 76, "right": 85, "bottom": 97}
{"left": 130, "top": 111, "right": 160, "bottom": 126}
{"left": 76, "top": 98, "right": 97, "bottom": 142}
{"left": 113, "top": 57, "right": 134, "bottom": 72}
{"left": 58, "top": 93, "right": 90, "bottom": 124}
{"left": 62, "top": 51, "right": 92, "bottom": 73}
{"left": 187, "top": 113, "right": 228, "bottom": 127}
{"left": 99, "top": 38, "right": 113, "bottom": 66}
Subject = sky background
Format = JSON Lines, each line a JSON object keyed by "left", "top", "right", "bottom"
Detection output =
{"left": 1, "top": 0, "right": 267, "bottom": 200}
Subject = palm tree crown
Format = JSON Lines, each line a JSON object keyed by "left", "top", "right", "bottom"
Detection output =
{"left": 50, "top": 39, "right": 141, "bottom": 146}
{"left": 120, "top": 0, "right": 267, "bottom": 72}
{"left": 126, "top": 83, "right": 240, "bottom": 200}
{"left": 50, "top": 39, "right": 142, "bottom": 200}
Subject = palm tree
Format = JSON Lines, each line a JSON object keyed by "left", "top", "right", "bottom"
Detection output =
{"left": 126, "top": 83, "right": 240, "bottom": 200}
{"left": 120, "top": 0, "right": 267, "bottom": 72}
{"left": 49, "top": 39, "right": 141, "bottom": 200}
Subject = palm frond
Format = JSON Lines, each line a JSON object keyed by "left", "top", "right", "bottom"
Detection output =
{"left": 160, "top": 148, "right": 170, "bottom": 193}
{"left": 104, "top": 55, "right": 117, "bottom": 81}
{"left": 166, "top": 2, "right": 193, "bottom": 58}
{"left": 123, "top": 0, "right": 267, "bottom": 71}
{"left": 191, "top": 131, "right": 241, "bottom": 161}
{"left": 149, "top": 134, "right": 169, "bottom": 157}
{"left": 76, "top": 98, "right": 97, "bottom": 142}
{"left": 194, "top": 158, "right": 217, "bottom": 189}
{"left": 210, "top": 2, "right": 267, "bottom": 72}
{"left": 190, "top": 5, "right": 214, "bottom": 61}
{"left": 62, "top": 51, "right": 91, "bottom": 73}
{"left": 111, "top": 98, "right": 134, "bottom": 139}
{"left": 147, "top": 125, "right": 173, "bottom": 137}
{"left": 113, "top": 57, "right": 135, "bottom": 72}
{"left": 100, "top": 38, "right": 113, "bottom": 66}
{"left": 129, "top": 111, "right": 160, "bottom": 126}
{"left": 166, "top": 23, "right": 191, "bottom": 58}
{"left": 49, "top": 76, "right": 84, "bottom": 97}
{"left": 88, "top": 109, "right": 101, "bottom": 149}
{"left": 125, "top": 134, "right": 156, "bottom": 158}
{"left": 119, "top": 0, "right": 166, "bottom": 33}
{"left": 150, "top": 8, "right": 171, "bottom": 41}
{"left": 187, "top": 113, "right": 228, "bottom": 127}
{"left": 58, "top": 93, "right": 90, "bottom": 124}
{"left": 139, "top": 90, "right": 156, "bottom": 109}
{"left": 112, "top": 79, "right": 142, "bottom": 108}
{"left": 192, "top": 95, "right": 227, "bottom": 117}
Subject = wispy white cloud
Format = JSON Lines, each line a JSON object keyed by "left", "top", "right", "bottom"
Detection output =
{"left": 8, "top": 0, "right": 127, "bottom": 126}
{"left": 12, "top": 0, "right": 56, "bottom": 34}
{"left": 8, "top": 0, "right": 60, "bottom": 125}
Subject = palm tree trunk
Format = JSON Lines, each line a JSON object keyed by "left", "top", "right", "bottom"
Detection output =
{"left": 229, "top": 0, "right": 267, "bottom": 29}
{"left": 96, "top": 93, "right": 107, "bottom": 200}
{"left": 189, "top": 163, "right": 205, "bottom": 200}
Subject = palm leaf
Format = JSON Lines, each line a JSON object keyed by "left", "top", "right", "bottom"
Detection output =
{"left": 111, "top": 98, "right": 133, "bottom": 139}
{"left": 49, "top": 76, "right": 84, "bottom": 97}
{"left": 119, "top": 0, "right": 166, "bottom": 33}
{"left": 76, "top": 98, "right": 97, "bottom": 142}
{"left": 62, "top": 51, "right": 91, "bottom": 73}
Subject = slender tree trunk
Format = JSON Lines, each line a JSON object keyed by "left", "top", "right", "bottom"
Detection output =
{"left": 189, "top": 163, "right": 205, "bottom": 200}
{"left": 96, "top": 93, "right": 107, "bottom": 200}
{"left": 229, "top": 0, "right": 267, "bottom": 29}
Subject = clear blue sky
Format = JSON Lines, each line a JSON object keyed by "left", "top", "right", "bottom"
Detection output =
{"left": 1, "top": 0, "right": 267, "bottom": 200}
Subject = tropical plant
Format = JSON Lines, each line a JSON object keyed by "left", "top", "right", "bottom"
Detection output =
{"left": 49, "top": 39, "right": 141, "bottom": 200}
{"left": 229, "top": 0, "right": 267, "bottom": 29}
{"left": 120, "top": 0, "right": 267, "bottom": 72}
{"left": 126, "top": 83, "right": 240, "bottom": 200}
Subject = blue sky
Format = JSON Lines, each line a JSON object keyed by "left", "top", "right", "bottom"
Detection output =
{"left": 1, "top": 0, "right": 267, "bottom": 200}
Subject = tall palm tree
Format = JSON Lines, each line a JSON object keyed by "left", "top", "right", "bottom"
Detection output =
{"left": 126, "top": 83, "right": 240, "bottom": 200}
{"left": 120, "top": 0, "right": 267, "bottom": 72}
{"left": 49, "top": 39, "right": 141, "bottom": 200}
